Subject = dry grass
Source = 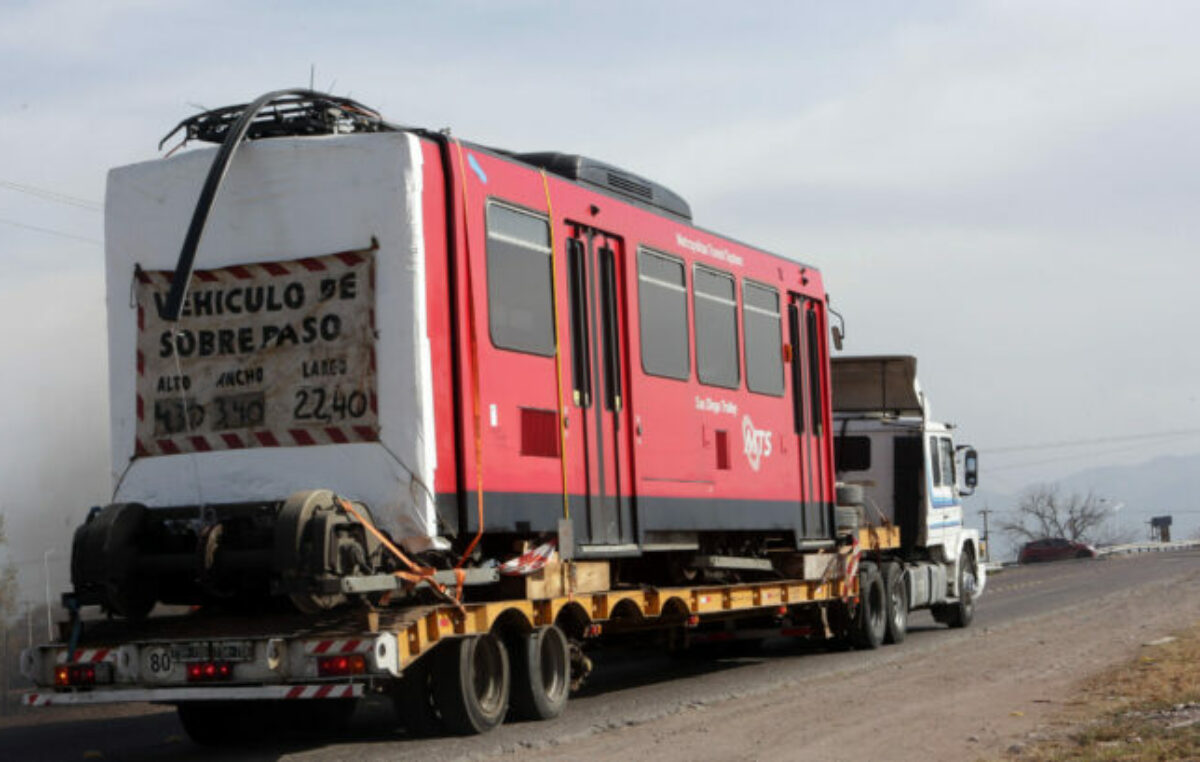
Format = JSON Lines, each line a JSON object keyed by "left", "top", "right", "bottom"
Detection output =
{"left": 1004, "top": 621, "right": 1200, "bottom": 761}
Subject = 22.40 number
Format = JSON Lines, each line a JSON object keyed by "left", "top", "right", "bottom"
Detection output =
{"left": 293, "top": 387, "right": 369, "bottom": 423}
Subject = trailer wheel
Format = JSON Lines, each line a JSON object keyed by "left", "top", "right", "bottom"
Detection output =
{"left": 392, "top": 653, "right": 444, "bottom": 737}
{"left": 508, "top": 625, "right": 570, "bottom": 721}
{"left": 883, "top": 562, "right": 908, "bottom": 644}
{"left": 850, "top": 562, "right": 886, "bottom": 649}
{"left": 433, "top": 633, "right": 511, "bottom": 735}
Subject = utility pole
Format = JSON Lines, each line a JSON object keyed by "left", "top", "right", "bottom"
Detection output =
{"left": 43, "top": 548, "right": 57, "bottom": 641}
{"left": 979, "top": 506, "right": 993, "bottom": 563}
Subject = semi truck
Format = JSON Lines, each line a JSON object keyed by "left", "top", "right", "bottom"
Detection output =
{"left": 20, "top": 90, "right": 983, "bottom": 742}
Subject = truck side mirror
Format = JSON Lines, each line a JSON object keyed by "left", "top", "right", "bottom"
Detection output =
{"left": 961, "top": 448, "right": 979, "bottom": 494}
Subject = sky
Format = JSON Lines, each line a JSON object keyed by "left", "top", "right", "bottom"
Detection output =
{"left": 2, "top": 0, "right": 1199, "bottom": 603}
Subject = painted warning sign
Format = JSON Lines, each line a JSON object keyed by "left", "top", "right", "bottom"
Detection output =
{"left": 134, "top": 245, "right": 378, "bottom": 456}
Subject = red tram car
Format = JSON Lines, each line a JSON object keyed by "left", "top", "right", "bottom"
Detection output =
{"left": 418, "top": 138, "right": 837, "bottom": 562}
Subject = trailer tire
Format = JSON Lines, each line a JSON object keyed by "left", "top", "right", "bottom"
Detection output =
{"left": 508, "top": 625, "right": 570, "bottom": 721}
{"left": 393, "top": 653, "right": 444, "bottom": 737}
{"left": 433, "top": 633, "right": 511, "bottom": 735}
{"left": 883, "top": 562, "right": 908, "bottom": 644}
{"left": 850, "top": 562, "right": 886, "bottom": 649}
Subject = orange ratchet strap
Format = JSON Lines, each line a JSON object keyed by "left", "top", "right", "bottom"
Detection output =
{"left": 336, "top": 498, "right": 462, "bottom": 609}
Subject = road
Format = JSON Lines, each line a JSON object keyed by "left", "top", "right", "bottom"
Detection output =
{"left": 2, "top": 549, "right": 1198, "bottom": 761}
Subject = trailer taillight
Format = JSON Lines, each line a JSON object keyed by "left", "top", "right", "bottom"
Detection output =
{"left": 185, "top": 661, "right": 233, "bottom": 682}
{"left": 54, "top": 663, "right": 111, "bottom": 687}
{"left": 317, "top": 654, "right": 366, "bottom": 677}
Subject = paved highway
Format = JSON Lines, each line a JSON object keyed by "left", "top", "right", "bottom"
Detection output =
{"left": 2, "top": 549, "right": 1197, "bottom": 761}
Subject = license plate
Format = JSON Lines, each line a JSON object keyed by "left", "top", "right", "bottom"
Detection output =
{"left": 170, "top": 641, "right": 211, "bottom": 662}
{"left": 169, "top": 640, "right": 254, "bottom": 662}
{"left": 211, "top": 641, "right": 254, "bottom": 662}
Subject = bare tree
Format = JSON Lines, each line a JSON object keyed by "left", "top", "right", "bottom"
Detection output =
{"left": 998, "top": 484, "right": 1120, "bottom": 544}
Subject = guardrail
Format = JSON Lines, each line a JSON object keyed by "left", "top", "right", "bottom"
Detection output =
{"left": 1096, "top": 540, "right": 1200, "bottom": 557}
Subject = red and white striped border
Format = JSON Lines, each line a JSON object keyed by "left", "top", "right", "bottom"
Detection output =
{"left": 134, "top": 251, "right": 371, "bottom": 288}
{"left": 23, "top": 683, "right": 361, "bottom": 706}
{"left": 284, "top": 684, "right": 357, "bottom": 700}
{"left": 134, "top": 425, "right": 380, "bottom": 458}
{"left": 56, "top": 648, "right": 115, "bottom": 665}
{"left": 304, "top": 638, "right": 372, "bottom": 656}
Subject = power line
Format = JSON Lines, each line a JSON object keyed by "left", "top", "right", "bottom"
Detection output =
{"left": 987, "top": 437, "right": 1198, "bottom": 473}
{"left": 0, "top": 180, "right": 102, "bottom": 212}
{"left": 985, "top": 427, "right": 1200, "bottom": 455}
{"left": 0, "top": 216, "right": 102, "bottom": 245}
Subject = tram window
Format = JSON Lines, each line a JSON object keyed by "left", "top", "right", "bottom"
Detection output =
{"left": 693, "top": 265, "right": 740, "bottom": 389}
{"left": 485, "top": 202, "right": 554, "bottom": 356}
{"left": 743, "top": 281, "right": 784, "bottom": 396}
{"left": 637, "top": 248, "right": 690, "bottom": 380}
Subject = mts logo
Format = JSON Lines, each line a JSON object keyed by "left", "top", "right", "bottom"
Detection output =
{"left": 741, "top": 414, "right": 773, "bottom": 472}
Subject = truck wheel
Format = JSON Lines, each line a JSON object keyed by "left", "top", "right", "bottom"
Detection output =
{"left": 433, "top": 633, "right": 510, "bottom": 735}
{"left": 508, "top": 625, "right": 570, "bottom": 721}
{"left": 938, "top": 548, "right": 977, "bottom": 629}
{"left": 883, "top": 562, "right": 908, "bottom": 645}
{"left": 393, "top": 654, "right": 444, "bottom": 737}
{"left": 850, "top": 562, "right": 886, "bottom": 649}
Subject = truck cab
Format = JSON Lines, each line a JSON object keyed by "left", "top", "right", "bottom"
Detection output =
{"left": 831, "top": 355, "right": 984, "bottom": 620}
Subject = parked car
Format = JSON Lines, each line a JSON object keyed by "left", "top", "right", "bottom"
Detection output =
{"left": 1018, "top": 538, "right": 1097, "bottom": 563}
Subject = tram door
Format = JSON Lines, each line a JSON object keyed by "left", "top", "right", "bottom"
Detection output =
{"left": 788, "top": 294, "right": 833, "bottom": 544}
{"left": 565, "top": 226, "right": 635, "bottom": 547}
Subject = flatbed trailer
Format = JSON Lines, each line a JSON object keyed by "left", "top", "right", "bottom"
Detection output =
{"left": 21, "top": 528, "right": 902, "bottom": 744}
{"left": 23, "top": 526, "right": 898, "bottom": 713}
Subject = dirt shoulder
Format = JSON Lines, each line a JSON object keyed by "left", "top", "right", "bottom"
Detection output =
{"left": 989, "top": 618, "right": 1200, "bottom": 760}
{"left": 501, "top": 563, "right": 1200, "bottom": 762}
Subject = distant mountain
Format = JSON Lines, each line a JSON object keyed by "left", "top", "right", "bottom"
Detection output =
{"left": 1058, "top": 453, "right": 1200, "bottom": 526}
{"left": 963, "top": 453, "right": 1200, "bottom": 561}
